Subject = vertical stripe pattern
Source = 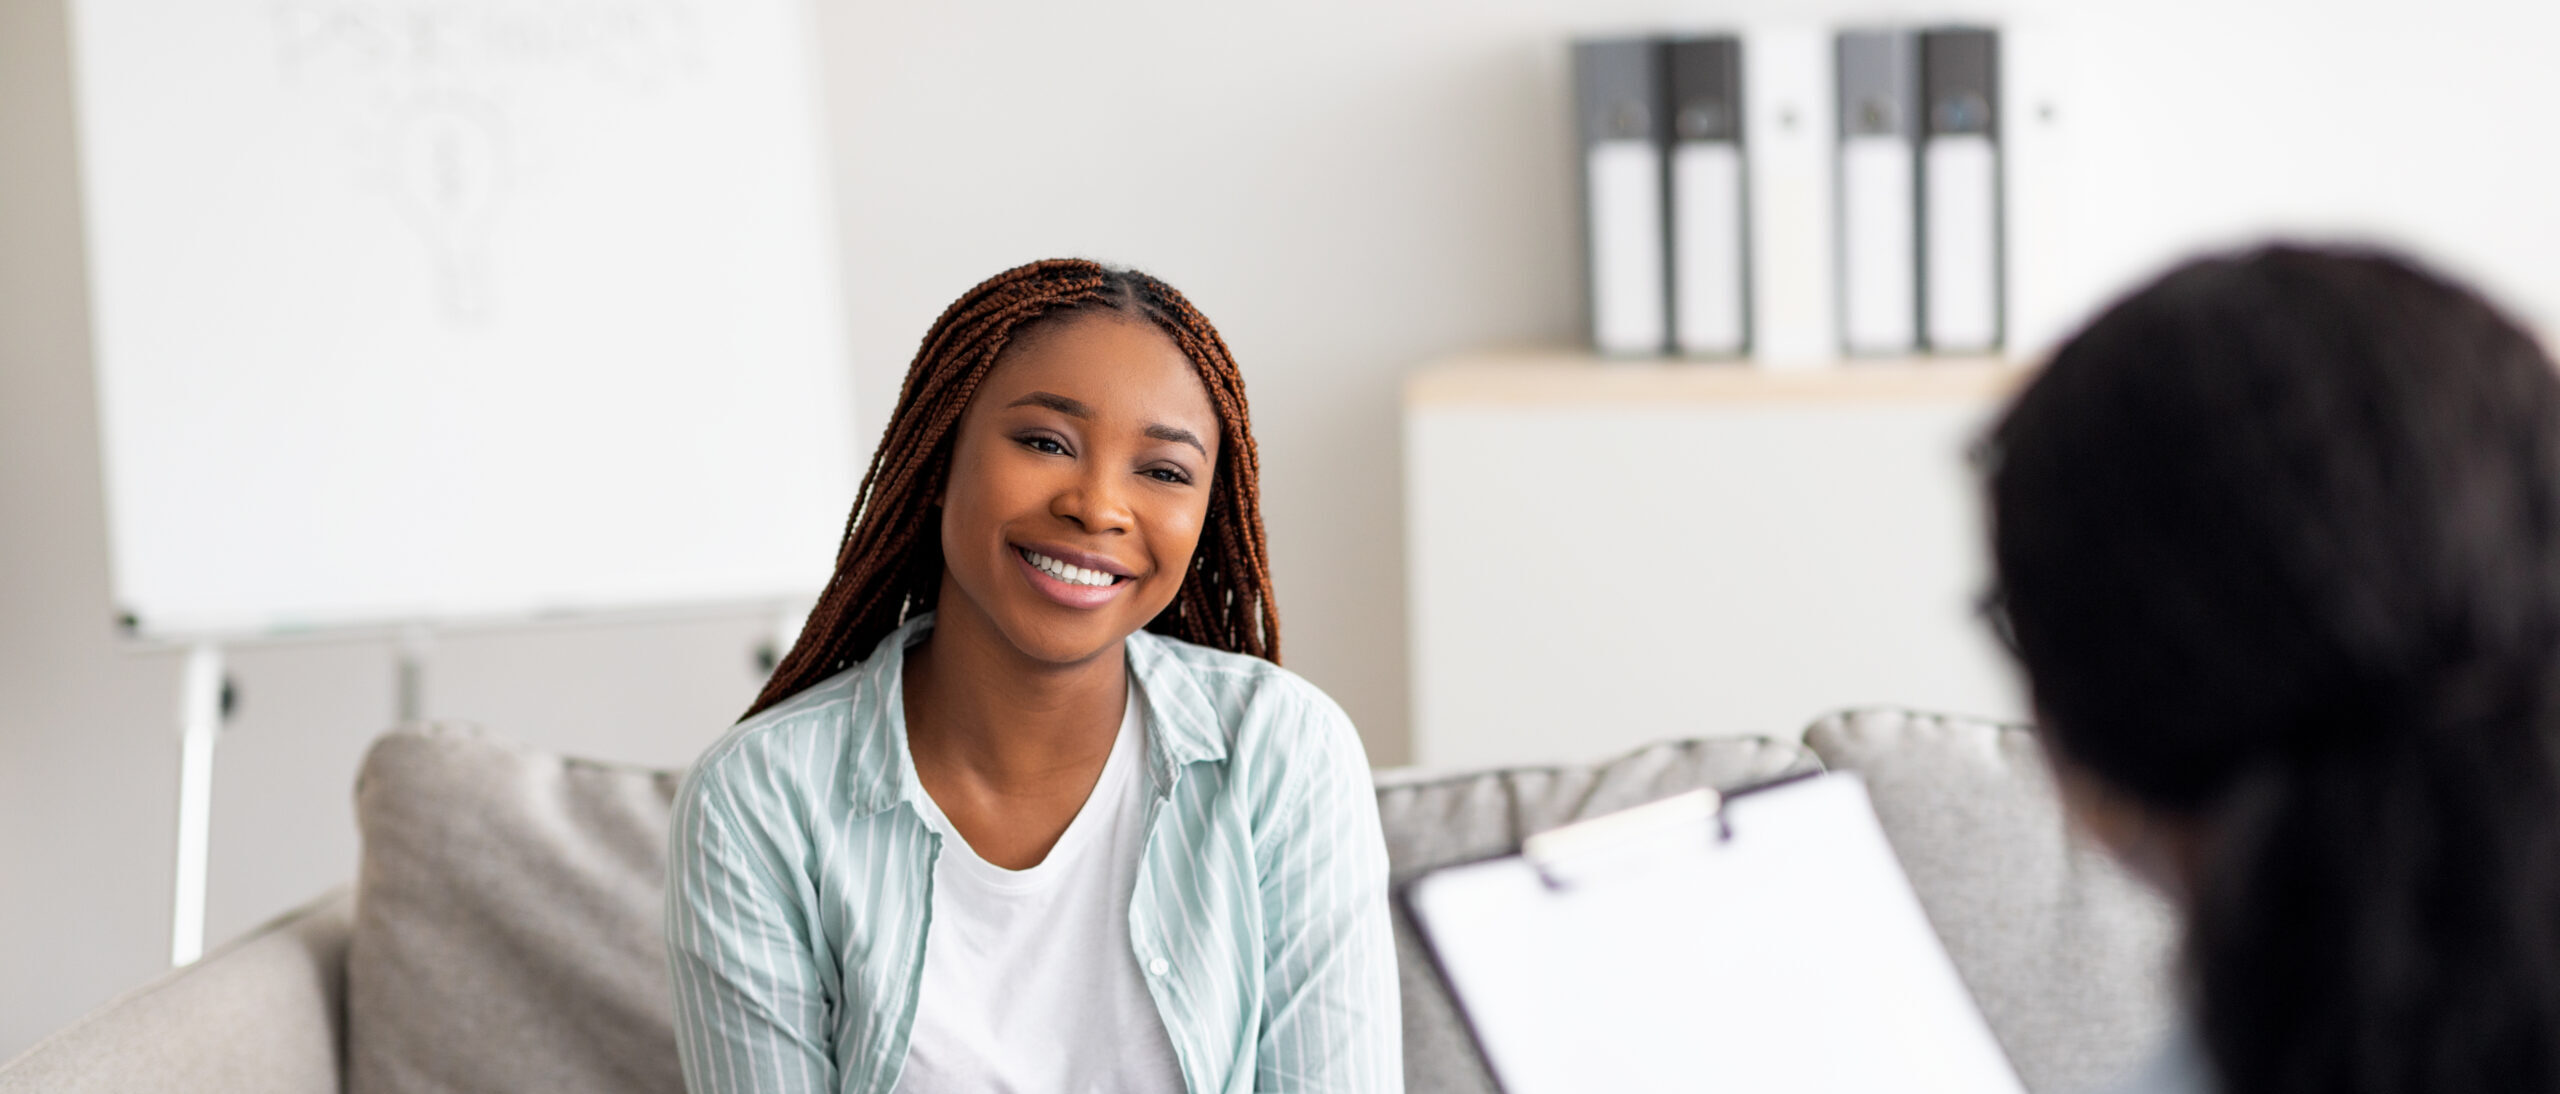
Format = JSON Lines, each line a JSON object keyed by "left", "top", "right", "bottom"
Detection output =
{"left": 665, "top": 614, "right": 1403, "bottom": 1094}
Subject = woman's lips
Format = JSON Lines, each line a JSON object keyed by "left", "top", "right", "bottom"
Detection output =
{"left": 1013, "top": 546, "right": 1133, "bottom": 610}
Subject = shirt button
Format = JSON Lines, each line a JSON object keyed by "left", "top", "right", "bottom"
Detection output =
{"left": 1148, "top": 958, "right": 1170, "bottom": 977}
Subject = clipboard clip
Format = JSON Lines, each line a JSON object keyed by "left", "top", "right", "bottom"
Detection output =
{"left": 1519, "top": 770, "right": 1820, "bottom": 890}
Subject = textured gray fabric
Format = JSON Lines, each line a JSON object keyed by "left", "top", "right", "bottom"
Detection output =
{"left": 347, "top": 723, "right": 684, "bottom": 1094}
{"left": 1377, "top": 735, "right": 1819, "bottom": 1094}
{"left": 0, "top": 887, "right": 351, "bottom": 1094}
{"left": 1804, "top": 708, "right": 2179, "bottom": 1094}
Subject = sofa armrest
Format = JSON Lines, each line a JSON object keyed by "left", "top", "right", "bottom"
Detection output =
{"left": 0, "top": 886, "right": 353, "bottom": 1094}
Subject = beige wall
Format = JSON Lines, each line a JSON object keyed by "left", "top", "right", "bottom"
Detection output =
{"left": 0, "top": 0, "right": 182, "bottom": 1052}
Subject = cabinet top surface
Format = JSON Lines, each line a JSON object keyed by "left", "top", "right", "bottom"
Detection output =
{"left": 1405, "top": 348, "right": 2041, "bottom": 407}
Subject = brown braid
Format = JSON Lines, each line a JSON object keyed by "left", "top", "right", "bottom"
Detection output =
{"left": 742, "top": 258, "right": 1279, "bottom": 719}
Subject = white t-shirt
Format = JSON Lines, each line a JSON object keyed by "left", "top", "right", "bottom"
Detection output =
{"left": 894, "top": 683, "right": 1187, "bottom": 1094}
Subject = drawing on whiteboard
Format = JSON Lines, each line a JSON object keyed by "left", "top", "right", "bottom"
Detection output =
{"left": 268, "top": 0, "right": 703, "bottom": 326}
{"left": 393, "top": 92, "right": 506, "bottom": 323}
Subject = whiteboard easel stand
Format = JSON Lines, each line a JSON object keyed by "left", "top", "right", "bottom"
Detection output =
{"left": 159, "top": 597, "right": 813, "bottom": 965}
{"left": 167, "top": 621, "right": 435, "bottom": 967}
{"left": 170, "top": 643, "right": 221, "bottom": 966}
{"left": 395, "top": 624, "right": 433, "bottom": 723}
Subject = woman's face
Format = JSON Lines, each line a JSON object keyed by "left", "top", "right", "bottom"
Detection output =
{"left": 934, "top": 312, "right": 1221, "bottom": 667}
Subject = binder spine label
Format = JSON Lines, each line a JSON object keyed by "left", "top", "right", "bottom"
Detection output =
{"left": 1922, "top": 134, "right": 1999, "bottom": 352}
{"left": 1840, "top": 135, "right": 1917, "bottom": 353}
{"left": 1588, "top": 140, "right": 1669, "bottom": 355}
{"left": 1671, "top": 142, "right": 1745, "bottom": 355}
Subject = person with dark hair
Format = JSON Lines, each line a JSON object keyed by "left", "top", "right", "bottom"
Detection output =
{"left": 665, "top": 259, "right": 1400, "bottom": 1093}
{"left": 1984, "top": 244, "right": 2560, "bottom": 1094}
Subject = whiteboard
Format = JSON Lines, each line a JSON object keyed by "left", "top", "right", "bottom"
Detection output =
{"left": 68, "top": 0, "right": 855, "bottom": 637}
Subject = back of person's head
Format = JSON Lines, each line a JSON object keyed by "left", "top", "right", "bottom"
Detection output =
{"left": 1986, "top": 244, "right": 2560, "bottom": 1094}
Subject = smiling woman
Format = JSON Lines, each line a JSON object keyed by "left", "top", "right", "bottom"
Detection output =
{"left": 664, "top": 259, "right": 1401, "bottom": 1094}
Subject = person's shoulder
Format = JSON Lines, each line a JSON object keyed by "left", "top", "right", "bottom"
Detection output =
{"left": 1131, "top": 630, "right": 1367, "bottom": 798}
{"left": 1134, "top": 629, "right": 1351, "bottom": 733}
{"left": 679, "top": 663, "right": 874, "bottom": 818}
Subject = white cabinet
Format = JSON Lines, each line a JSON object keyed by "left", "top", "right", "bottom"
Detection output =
{"left": 1404, "top": 352, "right": 2033, "bottom": 769}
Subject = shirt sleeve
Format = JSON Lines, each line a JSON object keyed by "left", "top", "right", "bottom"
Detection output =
{"left": 1253, "top": 694, "right": 1406, "bottom": 1093}
{"left": 665, "top": 772, "right": 839, "bottom": 1094}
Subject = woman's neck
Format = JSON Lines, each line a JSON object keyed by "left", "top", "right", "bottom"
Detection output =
{"left": 901, "top": 597, "right": 1130, "bottom": 796}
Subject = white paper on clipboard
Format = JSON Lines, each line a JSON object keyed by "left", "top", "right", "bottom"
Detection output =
{"left": 1403, "top": 773, "right": 2024, "bottom": 1094}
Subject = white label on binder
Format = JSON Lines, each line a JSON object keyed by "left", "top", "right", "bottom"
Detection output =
{"left": 1588, "top": 139, "right": 1668, "bottom": 355}
{"left": 1924, "top": 134, "right": 1999, "bottom": 353}
{"left": 1671, "top": 142, "right": 1745, "bottom": 356}
{"left": 1840, "top": 135, "right": 1916, "bottom": 354}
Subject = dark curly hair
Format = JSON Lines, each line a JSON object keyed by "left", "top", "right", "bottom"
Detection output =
{"left": 1987, "top": 244, "right": 2560, "bottom": 1094}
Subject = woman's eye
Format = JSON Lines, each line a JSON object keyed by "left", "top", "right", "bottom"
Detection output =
{"left": 1018, "top": 435, "right": 1069, "bottom": 456}
{"left": 1145, "top": 467, "right": 1193, "bottom": 485}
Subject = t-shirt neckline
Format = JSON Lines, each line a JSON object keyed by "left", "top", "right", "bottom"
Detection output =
{"left": 909, "top": 680, "right": 1144, "bottom": 892}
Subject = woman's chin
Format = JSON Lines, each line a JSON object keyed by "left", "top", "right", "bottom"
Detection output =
{"left": 987, "top": 606, "right": 1145, "bottom": 668}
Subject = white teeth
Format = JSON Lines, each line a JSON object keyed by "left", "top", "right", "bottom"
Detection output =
{"left": 1025, "top": 550, "right": 1115, "bottom": 587}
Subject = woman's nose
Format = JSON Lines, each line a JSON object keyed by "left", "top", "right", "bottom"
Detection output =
{"left": 1052, "top": 468, "right": 1133, "bottom": 533}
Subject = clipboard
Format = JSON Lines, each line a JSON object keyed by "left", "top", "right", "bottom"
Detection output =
{"left": 1400, "top": 771, "right": 2026, "bottom": 1094}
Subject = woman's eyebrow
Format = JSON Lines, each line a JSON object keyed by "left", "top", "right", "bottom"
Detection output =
{"left": 1146, "top": 424, "right": 1207, "bottom": 456}
{"left": 1008, "top": 391, "right": 1091, "bottom": 417}
{"left": 1011, "top": 390, "right": 1206, "bottom": 455}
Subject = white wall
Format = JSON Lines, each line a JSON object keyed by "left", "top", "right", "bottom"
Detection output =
{"left": 1408, "top": 380, "right": 2024, "bottom": 768}
{"left": 0, "top": 0, "right": 181, "bottom": 1051}
{"left": 16, "top": 0, "right": 2560, "bottom": 1063}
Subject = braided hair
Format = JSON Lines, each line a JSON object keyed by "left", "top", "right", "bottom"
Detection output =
{"left": 744, "top": 258, "right": 1277, "bottom": 719}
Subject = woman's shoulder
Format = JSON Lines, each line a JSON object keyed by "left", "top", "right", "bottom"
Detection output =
{"left": 1131, "top": 630, "right": 1351, "bottom": 728}
{"left": 1128, "top": 629, "right": 1367, "bottom": 784}
{"left": 678, "top": 662, "right": 878, "bottom": 817}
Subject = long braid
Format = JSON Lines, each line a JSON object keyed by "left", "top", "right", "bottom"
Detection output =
{"left": 744, "top": 259, "right": 1279, "bottom": 719}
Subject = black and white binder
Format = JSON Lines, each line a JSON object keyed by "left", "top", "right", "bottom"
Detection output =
{"left": 1665, "top": 35, "right": 1747, "bottom": 358}
{"left": 1403, "top": 773, "right": 2025, "bottom": 1094}
{"left": 1920, "top": 27, "right": 2003, "bottom": 353}
{"left": 1574, "top": 38, "right": 1670, "bottom": 356}
{"left": 1835, "top": 30, "right": 1919, "bottom": 356}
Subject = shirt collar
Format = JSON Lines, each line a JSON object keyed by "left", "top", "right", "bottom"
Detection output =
{"left": 840, "top": 613, "right": 1230, "bottom": 818}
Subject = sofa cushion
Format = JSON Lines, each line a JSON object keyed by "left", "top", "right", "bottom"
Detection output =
{"left": 0, "top": 888, "right": 352, "bottom": 1094}
{"left": 1377, "top": 735, "right": 1820, "bottom": 1094}
{"left": 1803, "top": 708, "right": 2179, "bottom": 1094}
{"left": 347, "top": 724, "right": 684, "bottom": 1094}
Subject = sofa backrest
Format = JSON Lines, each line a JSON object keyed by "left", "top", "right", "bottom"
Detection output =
{"left": 1804, "top": 709, "right": 2177, "bottom": 1094}
{"left": 344, "top": 712, "right": 2172, "bottom": 1094}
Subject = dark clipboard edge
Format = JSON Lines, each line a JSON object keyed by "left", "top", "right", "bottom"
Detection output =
{"left": 1394, "top": 867, "right": 1525, "bottom": 1094}
{"left": 1389, "top": 767, "right": 1828, "bottom": 1094}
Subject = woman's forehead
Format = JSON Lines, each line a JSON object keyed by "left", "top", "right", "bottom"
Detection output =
{"left": 981, "top": 313, "right": 1217, "bottom": 425}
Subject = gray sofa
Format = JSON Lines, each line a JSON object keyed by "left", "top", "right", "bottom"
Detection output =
{"left": 0, "top": 708, "right": 2175, "bottom": 1094}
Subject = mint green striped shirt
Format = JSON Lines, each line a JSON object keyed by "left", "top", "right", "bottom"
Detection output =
{"left": 665, "top": 613, "right": 1403, "bottom": 1094}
